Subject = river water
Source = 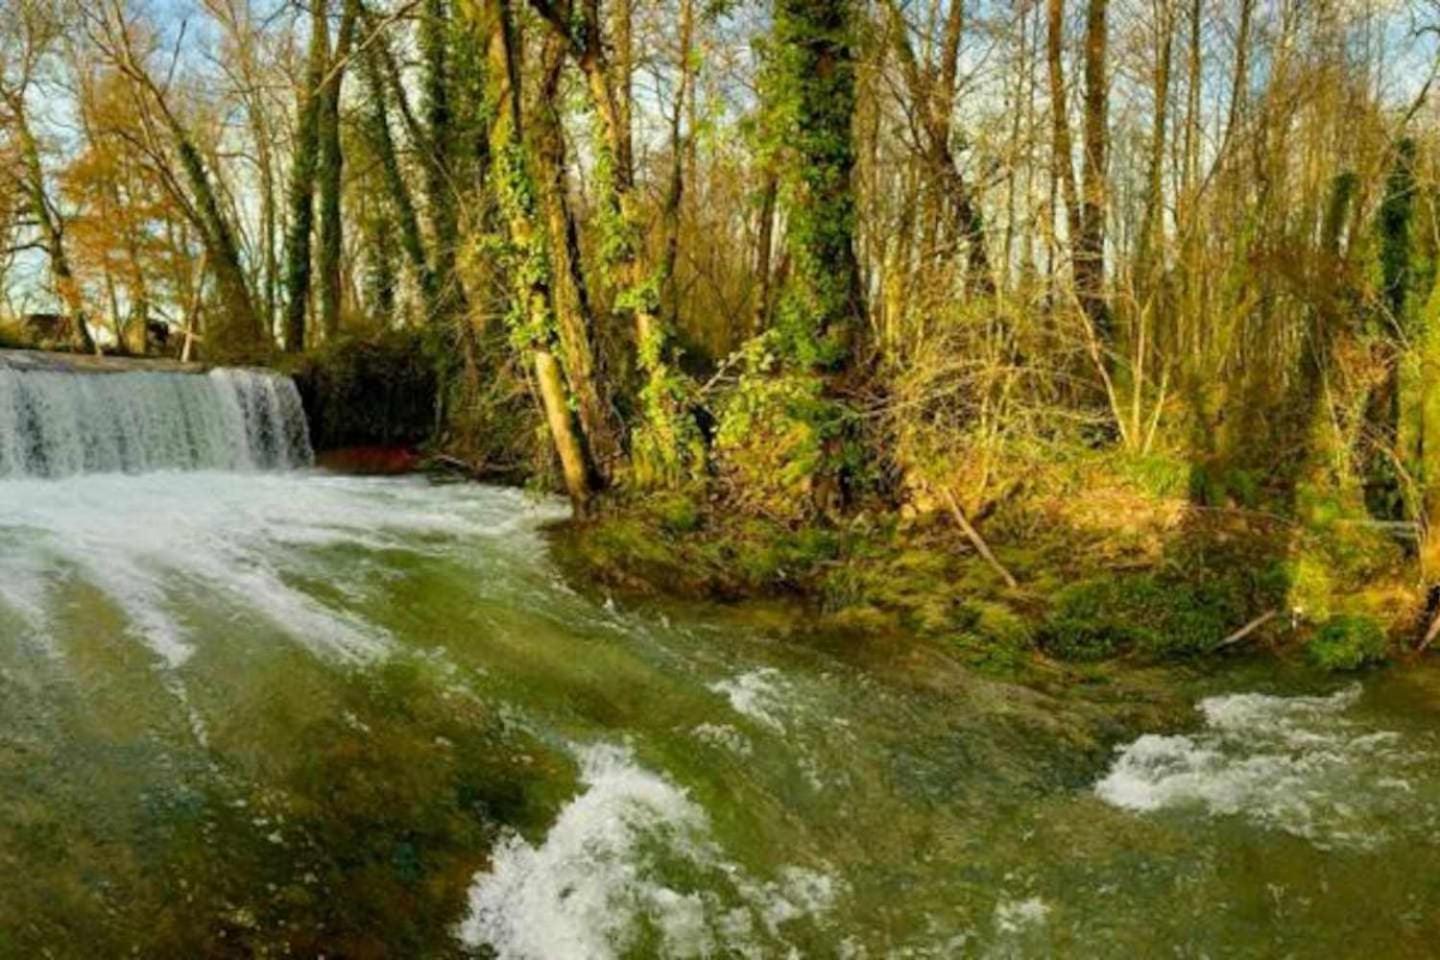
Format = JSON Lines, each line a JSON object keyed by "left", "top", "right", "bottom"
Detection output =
{"left": 1, "top": 368, "right": 1438, "bottom": 958}
{"left": 1, "top": 472, "right": 1437, "bottom": 958}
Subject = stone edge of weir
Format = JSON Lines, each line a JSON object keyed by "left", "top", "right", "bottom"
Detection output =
{"left": 0, "top": 348, "right": 213, "bottom": 376}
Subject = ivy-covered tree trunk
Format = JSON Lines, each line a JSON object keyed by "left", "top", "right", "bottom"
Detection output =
{"left": 1420, "top": 266, "right": 1440, "bottom": 575}
{"left": 527, "top": 0, "right": 700, "bottom": 489}
{"left": 318, "top": 0, "right": 358, "bottom": 341}
{"left": 175, "top": 140, "right": 264, "bottom": 359}
{"left": 283, "top": 0, "right": 328, "bottom": 353}
{"left": 481, "top": 0, "right": 597, "bottom": 512}
{"left": 535, "top": 35, "right": 620, "bottom": 478}
{"left": 1365, "top": 139, "right": 1419, "bottom": 520}
{"left": 770, "top": 0, "right": 864, "bottom": 370}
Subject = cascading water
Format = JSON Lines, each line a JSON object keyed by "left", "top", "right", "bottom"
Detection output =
{"left": 0, "top": 364, "right": 312, "bottom": 478}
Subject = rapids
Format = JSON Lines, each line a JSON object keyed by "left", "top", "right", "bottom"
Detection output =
{"left": 0, "top": 365, "right": 1437, "bottom": 958}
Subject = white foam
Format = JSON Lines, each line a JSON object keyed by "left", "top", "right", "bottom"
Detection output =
{"left": 1095, "top": 685, "right": 1428, "bottom": 848}
{"left": 692, "top": 722, "right": 753, "bottom": 756}
{"left": 0, "top": 472, "right": 566, "bottom": 668}
{"left": 458, "top": 742, "right": 840, "bottom": 959}
{"left": 709, "top": 668, "right": 791, "bottom": 732}
{"left": 994, "top": 896, "right": 1050, "bottom": 935}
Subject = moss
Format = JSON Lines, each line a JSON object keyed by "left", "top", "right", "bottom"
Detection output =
{"left": 1306, "top": 614, "right": 1389, "bottom": 671}
{"left": 966, "top": 599, "right": 1033, "bottom": 648}
{"left": 651, "top": 492, "right": 703, "bottom": 534}
{"left": 1040, "top": 573, "right": 1251, "bottom": 662}
{"left": 1114, "top": 452, "right": 1191, "bottom": 499}
{"left": 1285, "top": 551, "right": 1336, "bottom": 622}
{"left": 1189, "top": 462, "right": 1265, "bottom": 509}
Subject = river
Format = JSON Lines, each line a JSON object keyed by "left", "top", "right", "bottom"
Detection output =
{"left": 1, "top": 364, "right": 1437, "bottom": 957}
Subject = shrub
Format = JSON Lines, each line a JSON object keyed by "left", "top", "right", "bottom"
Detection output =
{"left": 284, "top": 330, "right": 437, "bottom": 451}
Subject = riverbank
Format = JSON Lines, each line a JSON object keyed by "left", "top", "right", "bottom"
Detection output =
{"left": 549, "top": 453, "right": 1427, "bottom": 678}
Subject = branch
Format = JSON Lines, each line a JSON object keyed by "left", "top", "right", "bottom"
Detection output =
{"left": 942, "top": 488, "right": 1019, "bottom": 590}
{"left": 1213, "top": 609, "right": 1278, "bottom": 651}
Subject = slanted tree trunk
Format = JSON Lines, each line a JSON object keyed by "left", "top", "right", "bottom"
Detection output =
{"left": 482, "top": 0, "right": 598, "bottom": 512}
{"left": 883, "top": 0, "right": 993, "bottom": 298}
{"left": 528, "top": 0, "right": 698, "bottom": 487}
{"left": 357, "top": 17, "right": 437, "bottom": 312}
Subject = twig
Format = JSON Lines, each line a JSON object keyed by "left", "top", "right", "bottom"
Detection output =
{"left": 1213, "top": 609, "right": 1278, "bottom": 651}
{"left": 942, "top": 488, "right": 1019, "bottom": 590}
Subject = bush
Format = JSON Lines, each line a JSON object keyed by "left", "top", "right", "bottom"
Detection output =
{"left": 1306, "top": 614, "right": 1388, "bottom": 671}
{"left": 284, "top": 330, "right": 436, "bottom": 451}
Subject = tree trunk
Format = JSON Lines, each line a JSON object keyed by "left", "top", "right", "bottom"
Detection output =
{"left": 773, "top": 0, "right": 865, "bottom": 369}
{"left": 318, "top": 0, "right": 358, "bottom": 341}
{"left": 751, "top": 168, "right": 779, "bottom": 337}
{"left": 8, "top": 96, "right": 96, "bottom": 353}
{"left": 422, "top": 0, "right": 465, "bottom": 321}
{"left": 485, "top": 0, "right": 597, "bottom": 512}
{"left": 358, "top": 26, "right": 437, "bottom": 312}
{"left": 283, "top": 0, "right": 328, "bottom": 353}
{"left": 1077, "top": 0, "right": 1109, "bottom": 339}
{"left": 1046, "top": 0, "right": 1082, "bottom": 272}
{"left": 1137, "top": 0, "right": 1174, "bottom": 281}
{"left": 535, "top": 34, "right": 619, "bottom": 478}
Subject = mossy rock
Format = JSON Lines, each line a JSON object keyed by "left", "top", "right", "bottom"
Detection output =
{"left": 1305, "top": 614, "right": 1388, "bottom": 671}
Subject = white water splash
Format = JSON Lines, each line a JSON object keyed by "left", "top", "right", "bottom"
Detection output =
{"left": 0, "top": 472, "right": 565, "bottom": 667}
{"left": 709, "top": 668, "right": 791, "bottom": 732}
{"left": 1095, "top": 685, "right": 1429, "bottom": 849}
{"left": 458, "top": 742, "right": 840, "bottom": 959}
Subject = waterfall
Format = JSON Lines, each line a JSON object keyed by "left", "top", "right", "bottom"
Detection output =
{"left": 0, "top": 366, "right": 313, "bottom": 479}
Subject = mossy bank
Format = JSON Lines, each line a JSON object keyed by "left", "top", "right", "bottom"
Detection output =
{"left": 551, "top": 452, "right": 1427, "bottom": 679}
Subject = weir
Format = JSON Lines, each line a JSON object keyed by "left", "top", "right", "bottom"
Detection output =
{"left": 0, "top": 349, "right": 312, "bottom": 478}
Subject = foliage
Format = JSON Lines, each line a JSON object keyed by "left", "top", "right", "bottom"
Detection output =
{"left": 713, "top": 338, "right": 862, "bottom": 519}
{"left": 285, "top": 331, "right": 437, "bottom": 451}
